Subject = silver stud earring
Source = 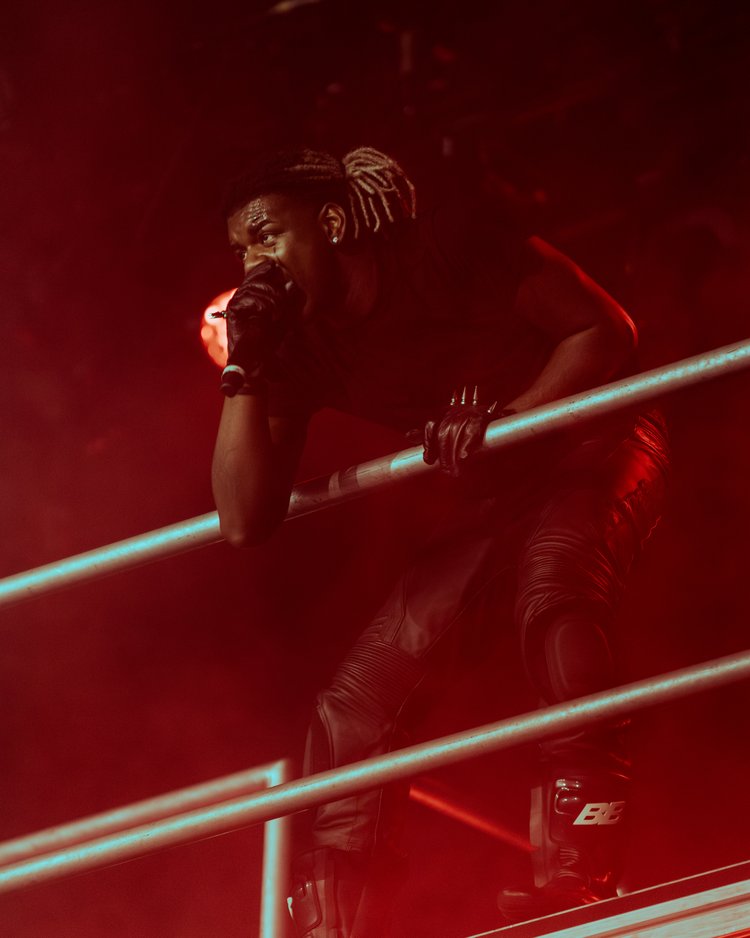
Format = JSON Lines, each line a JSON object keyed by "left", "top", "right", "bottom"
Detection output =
{"left": 331, "top": 235, "right": 340, "bottom": 245}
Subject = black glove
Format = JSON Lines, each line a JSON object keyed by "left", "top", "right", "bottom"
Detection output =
{"left": 423, "top": 387, "right": 506, "bottom": 478}
{"left": 222, "top": 260, "right": 298, "bottom": 395}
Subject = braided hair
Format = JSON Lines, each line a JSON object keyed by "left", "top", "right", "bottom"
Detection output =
{"left": 223, "top": 146, "right": 417, "bottom": 240}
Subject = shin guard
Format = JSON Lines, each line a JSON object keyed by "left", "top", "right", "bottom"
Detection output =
{"left": 499, "top": 769, "right": 629, "bottom": 923}
{"left": 531, "top": 770, "right": 628, "bottom": 894}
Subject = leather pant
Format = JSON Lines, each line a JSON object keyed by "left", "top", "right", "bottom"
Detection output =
{"left": 302, "top": 411, "right": 670, "bottom": 858}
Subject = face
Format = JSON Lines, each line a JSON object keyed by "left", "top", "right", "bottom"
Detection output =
{"left": 227, "top": 192, "right": 343, "bottom": 320}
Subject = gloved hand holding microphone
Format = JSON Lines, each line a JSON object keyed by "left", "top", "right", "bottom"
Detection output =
{"left": 216, "top": 259, "right": 301, "bottom": 397}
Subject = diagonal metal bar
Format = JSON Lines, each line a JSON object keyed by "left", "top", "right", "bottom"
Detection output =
{"left": 1, "top": 338, "right": 749, "bottom": 610}
{"left": 0, "top": 513, "right": 223, "bottom": 610}
{"left": 466, "top": 860, "right": 750, "bottom": 937}
{"left": 0, "top": 761, "right": 285, "bottom": 868}
{"left": 0, "top": 649, "right": 748, "bottom": 894}
{"left": 0, "top": 760, "right": 292, "bottom": 938}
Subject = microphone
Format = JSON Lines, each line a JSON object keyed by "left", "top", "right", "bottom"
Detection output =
{"left": 215, "top": 278, "right": 300, "bottom": 397}
{"left": 221, "top": 366, "right": 254, "bottom": 397}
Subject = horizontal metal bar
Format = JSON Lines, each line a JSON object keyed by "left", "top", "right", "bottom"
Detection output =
{"left": 1, "top": 339, "right": 749, "bottom": 610}
{"left": 0, "top": 649, "right": 748, "bottom": 894}
{"left": 0, "top": 760, "right": 285, "bottom": 867}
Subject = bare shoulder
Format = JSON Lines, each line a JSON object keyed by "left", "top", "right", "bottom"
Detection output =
{"left": 515, "top": 236, "right": 637, "bottom": 345}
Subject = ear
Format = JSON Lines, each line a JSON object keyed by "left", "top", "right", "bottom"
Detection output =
{"left": 318, "top": 201, "right": 347, "bottom": 246}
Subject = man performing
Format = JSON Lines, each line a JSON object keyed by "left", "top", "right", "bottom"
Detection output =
{"left": 211, "top": 146, "right": 670, "bottom": 935}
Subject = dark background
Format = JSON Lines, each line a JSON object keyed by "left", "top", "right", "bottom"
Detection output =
{"left": 2, "top": 1, "right": 750, "bottom": 935}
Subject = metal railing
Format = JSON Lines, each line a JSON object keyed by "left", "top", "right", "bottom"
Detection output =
{"left": 467, "top": 860, "right": 750, "bottom": 937}
{"left": 2, "top": 339, "right": 750, "bottom": 933}
{"left": 1, "top": 338, "right": 749, "bottom": 609}
{"left": 0, "top": 760, "right": 292, "bottom": 938}
{"left": 1, "top": 649, "right": 748, "bottom": 898}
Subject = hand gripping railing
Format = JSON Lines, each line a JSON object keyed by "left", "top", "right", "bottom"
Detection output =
{"left": 1, "top": 649, "right": 748, "bottom": 898}
{"left": 1, "top": 338, "right": 750, "bottom": 609}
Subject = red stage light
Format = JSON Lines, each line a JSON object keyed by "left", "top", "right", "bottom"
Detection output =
{"left": 200, "top": 288, "right": 236, "bottom": 368}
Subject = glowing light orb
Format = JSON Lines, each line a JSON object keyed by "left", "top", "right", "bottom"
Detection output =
{"left": 200, "top": 288, "right": 236, "bottom": 368}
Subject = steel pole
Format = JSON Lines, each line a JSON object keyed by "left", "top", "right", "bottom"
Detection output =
{"left": 1, "top": 338, "right": 749, "bottom": 609}
{"left": 259, "top": 759, "right": 292, "bottom": 938}
{"left": 0, "top": 649, "right": 748, "bottom": 894}
{"left": 0, "top": 759, "right": 293, "bottom": 938}
{"left": 0, "top": 513, "right": 222, "bottom": 610}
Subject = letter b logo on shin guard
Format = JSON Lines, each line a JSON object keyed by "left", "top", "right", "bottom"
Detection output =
{"left": 573, "top": 801, "right": 625, "bottom": 826}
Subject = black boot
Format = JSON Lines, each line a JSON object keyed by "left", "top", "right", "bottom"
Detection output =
{"left": 498, "top": 770, "right": 628, "bottom": 923}
{"left": 287, "top": 848, "right": 366, "bottom": 938}
{"left": 288, "top": 845, "right": 406, "bottom": 938}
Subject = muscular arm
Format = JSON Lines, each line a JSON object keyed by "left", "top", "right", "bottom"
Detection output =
{"left": 505, "top": 236, "right": 637, "bottom": 412}
{"left": 211, "top": 395, "right": 307, "bottom": 547}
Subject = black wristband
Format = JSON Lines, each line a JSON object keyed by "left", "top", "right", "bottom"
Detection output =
{"left": 234, "top": 376, "right": 269, "bottom": 397}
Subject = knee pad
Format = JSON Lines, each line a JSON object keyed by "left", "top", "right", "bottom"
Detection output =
{"left": 544, "top": 613, "right": 615, "bottom": 702}
{"left": 303, "top": 642, "right": 423, "bottom": 812}
{"left": 529, "top": 611, "right": 630, "bottom": 776}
